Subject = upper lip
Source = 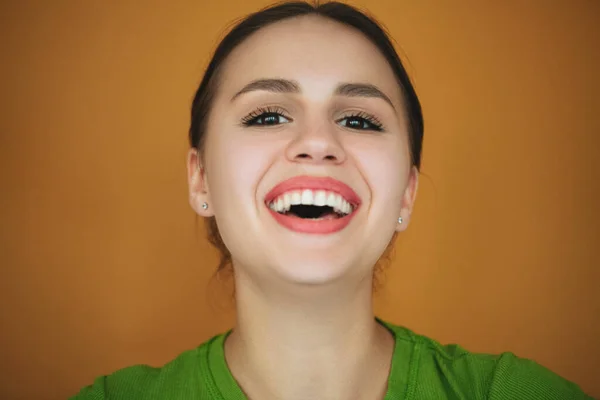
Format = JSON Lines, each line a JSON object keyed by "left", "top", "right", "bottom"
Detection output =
{"left": 264, "top": 175, "right": 362, "bottom": 207}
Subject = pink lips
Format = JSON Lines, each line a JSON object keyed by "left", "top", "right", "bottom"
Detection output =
{"left": 264, "top": 176, "right": 361, "bottom": 234}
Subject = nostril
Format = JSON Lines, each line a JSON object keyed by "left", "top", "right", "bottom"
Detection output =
{"left": 292, "top": 153, "right": 340, "bottom": 162}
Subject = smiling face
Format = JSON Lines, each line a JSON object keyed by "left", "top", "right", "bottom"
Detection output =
{"left": 188, "top": 15, "right": 418, "bottom": 288}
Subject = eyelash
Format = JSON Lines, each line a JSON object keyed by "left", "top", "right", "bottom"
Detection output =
{"left": 339, "top": 111, "right": 384, "bottom": 132}
{"left": 240, "top": 107, "right": 384, "bottom": 132}
{"left": 240, "top": 106, "right": 290, "bottom": 126}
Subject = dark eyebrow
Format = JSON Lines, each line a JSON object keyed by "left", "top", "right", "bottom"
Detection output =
{"left": 231, "top": 78, "right": 395, "bottom": 110}
{"left": 231, "top": 78, "right": 300, "bottom": 101}
{"left": 334, "top": 83, "right": 395, "bottom": 111}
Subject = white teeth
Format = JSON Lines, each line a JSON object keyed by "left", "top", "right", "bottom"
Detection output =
{"left": 301, "top": 190, "right": 313, "bottom": 205}
{"left": 335, "top": 198, "right": 351, "bottom": 215}
{"left": 334, "top": 195, "right": 343, "bottom": 210}
{"left": 291, "top": 191, "right": 302, "bottom": 205}
{"left": 326, "top": 192, "right": 337, "bottom": 208}
{"left": 314, "top": 190, "right": 327, "bottom": 206}
{"left": 269, "top": 189, "right": 356, "bottom": 215}
{"left": 342, "top": 200, "right": 351, "bottom": 214}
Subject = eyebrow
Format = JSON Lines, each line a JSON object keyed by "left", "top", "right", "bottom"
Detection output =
{"left": 334, "top": 83, "right": 395, "bottom": 110}
{"left": 231, "top": 78, "right": 395, "bottom": 110}
{"left": 231, "top": 79, "right": 300, "bottom": 101}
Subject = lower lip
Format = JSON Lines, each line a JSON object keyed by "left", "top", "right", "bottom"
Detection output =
{"left": 267, "top": 207, "right": 357, "bottom": 234}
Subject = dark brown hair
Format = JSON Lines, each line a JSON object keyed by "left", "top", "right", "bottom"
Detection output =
{"left": 189, "top": 1, "right": 424, "bottom": 294}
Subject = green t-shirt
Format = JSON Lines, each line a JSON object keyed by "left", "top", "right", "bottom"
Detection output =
{"left": 72, "top": 318, "right": 593, "bottom": 399}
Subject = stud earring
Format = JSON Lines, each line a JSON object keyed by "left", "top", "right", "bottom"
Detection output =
{"left": 398, "top": 217, "right": 403, "bottom": 224}
{"left": 202, "top": 202, "right": 208, "bottom": 210}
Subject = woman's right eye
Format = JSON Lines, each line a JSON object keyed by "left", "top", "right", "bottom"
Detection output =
{"left": 242, "top": 111, "right": 291, "bottom": 127}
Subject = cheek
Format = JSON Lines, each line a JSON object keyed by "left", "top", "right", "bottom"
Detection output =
{"left": 352, "top": 137, "right": 408, "bottom": 211}
{"left": 203, "top": 129, "right": 282, "bottom": 267}
{"left": 205, "top": 130, "right": 278, "bottom": 212}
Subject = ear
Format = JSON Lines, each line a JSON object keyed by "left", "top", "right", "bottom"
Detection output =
{"left": 187, "top": 148, "right": 214, "bottom": 217}
{"left": 396, "top": 166, "right": 419, "bottom": 232}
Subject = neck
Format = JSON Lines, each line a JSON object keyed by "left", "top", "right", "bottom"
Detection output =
{"left": 224, "top": 268, "right": 395, "bottom": 400}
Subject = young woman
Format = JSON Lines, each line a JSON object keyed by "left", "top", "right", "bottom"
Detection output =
{"left": 72, "top": 2, "right": 592, "bottom": 399}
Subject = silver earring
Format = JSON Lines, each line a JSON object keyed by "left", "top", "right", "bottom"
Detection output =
{"left": 202, "top": 202, "right": 208, "bottom": 210}
{"left": 398, "top": 217, "right": 403, "bottom": 224}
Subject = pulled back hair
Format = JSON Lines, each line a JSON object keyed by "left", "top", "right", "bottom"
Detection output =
{"left": 189, "top": 1, "right": 424, "bottom": 295}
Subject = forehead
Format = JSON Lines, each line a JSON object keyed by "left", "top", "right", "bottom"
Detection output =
{"left": 217, "top": 15, "right": 401, "bottom": 104}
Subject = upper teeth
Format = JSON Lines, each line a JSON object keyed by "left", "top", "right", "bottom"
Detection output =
{"left": 268, "top": 190, "right": 354, "bottom": 215}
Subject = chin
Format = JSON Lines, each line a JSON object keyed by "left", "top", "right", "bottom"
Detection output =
{"left": 268, "top": 252, "right": 359, "bottom": 287}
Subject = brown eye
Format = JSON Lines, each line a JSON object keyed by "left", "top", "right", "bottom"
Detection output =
{"left": 257, "top": 113, "right": 287, "bottom": 125}
{"left": 241, "top": 109, "right": 291, "bottom": 127}
{"left": 338, "top": 115, "right": 383, "bottom": 132}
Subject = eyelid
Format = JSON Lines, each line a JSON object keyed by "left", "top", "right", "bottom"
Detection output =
{"left": 336, "top": 110, "right": 385, "bottom": 131}
{"left": 240, "top": 105, "right": 293, "bottom": 125}
{"left": 336, "top": 110, "right": 381, "bottom": 123}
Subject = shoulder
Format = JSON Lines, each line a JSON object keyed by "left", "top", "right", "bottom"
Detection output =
{"left": 487, "top": 352, "right": 593, "bottom": 399}
{"left": 70, "top": 335, "right": 219, "bottom": 400}
{"left": 420, "top": 336, "right": 591, "bottom": 399}
{"left": 383, "top": 321, "right": 591, "bottom": 399}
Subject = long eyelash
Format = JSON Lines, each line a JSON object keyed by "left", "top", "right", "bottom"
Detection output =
{"left": 343, "top": 111, "right": 384, "bottom": 131}
{"left": 240, "top": 106, "right": 289, "bottom": 126}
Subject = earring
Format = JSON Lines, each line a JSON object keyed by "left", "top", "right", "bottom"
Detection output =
{"left": 202, "top": 202, "right": 208, "bottom": 210}
{"left": 398, "top": 217, "right": 403, "bottom": 224}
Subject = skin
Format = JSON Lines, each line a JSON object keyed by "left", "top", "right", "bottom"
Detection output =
{"left": 187, "top": 15, "right": 419, "bottom": 400}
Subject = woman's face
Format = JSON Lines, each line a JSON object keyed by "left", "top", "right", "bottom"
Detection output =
{"left": 189, "top": 16, "right": 418, "bottom": 288}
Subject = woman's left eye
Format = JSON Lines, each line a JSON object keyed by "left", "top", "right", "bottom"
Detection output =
{"left": 337, "top": 115, "right": 383, "bottom": 132}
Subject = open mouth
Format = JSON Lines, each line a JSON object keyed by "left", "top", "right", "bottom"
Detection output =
{"left": 264, "top": 176, "right": 361, "bottom": 234}
{"left": 267, "top": 190, "right": 355, "bottom": 220}
{"left": 277, "top": 205, "right": 345, "bottom": 219}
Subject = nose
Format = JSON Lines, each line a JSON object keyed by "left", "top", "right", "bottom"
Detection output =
{"left": 285, "top": 123, "right": 346, "bottom": 165}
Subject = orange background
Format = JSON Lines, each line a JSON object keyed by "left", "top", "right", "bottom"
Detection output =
{"left": 1, "top": 1, "right": 599, "bottom": 399}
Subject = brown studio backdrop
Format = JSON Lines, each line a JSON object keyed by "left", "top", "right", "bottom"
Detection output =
{"left": 0, "top": 1, "right": 598, "bottom": 399}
